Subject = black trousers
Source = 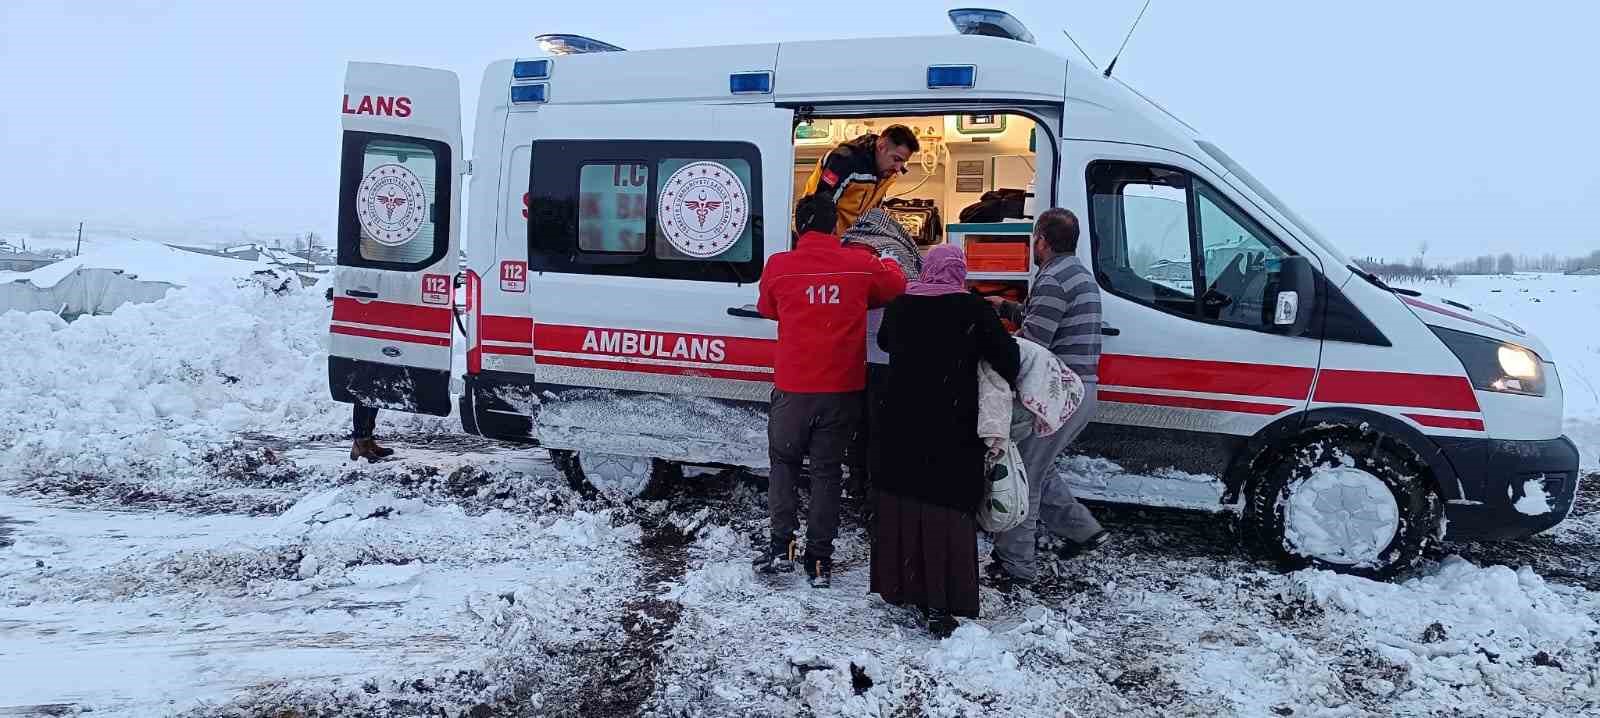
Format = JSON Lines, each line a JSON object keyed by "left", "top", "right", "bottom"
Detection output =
{"left": 768, "top": 388, "right": 862, "bottom": 560}
{"left": 352, "top": 404, "right": 378, "bottom": 439}
{"left": 845, "top": 364, "right": 891, "bottom": 495}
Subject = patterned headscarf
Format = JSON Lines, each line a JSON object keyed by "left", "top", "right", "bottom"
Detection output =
{"left": 841, "top": 209, "right": 922, "bottom": 280}
{"left": 905, "top": 244, "right": 968, "bottom": 296}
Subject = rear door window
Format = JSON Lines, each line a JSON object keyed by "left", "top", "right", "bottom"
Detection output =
{"left": 528, "top": 141, "right": 763, "bottom": 283}
{"left": 337, "top": 132, "right": 451, "bottom": 270}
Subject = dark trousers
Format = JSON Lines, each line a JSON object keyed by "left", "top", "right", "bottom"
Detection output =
{"left": 845, "top": 364, "right": 891, "bottom": 496}
{"left": 352, "top": 404, "right": 378, "bottom": 439}
{"left": 768, "top": 388, "right": 862, "bottom": 560}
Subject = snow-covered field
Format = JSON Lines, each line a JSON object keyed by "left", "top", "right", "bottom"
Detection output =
{"left": 2, "top": 273, "right": 1597, "bottom": 716}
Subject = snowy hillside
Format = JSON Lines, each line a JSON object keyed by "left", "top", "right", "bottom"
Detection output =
{"left": 1, "top": 276, "right": 1596, "bottom": 716}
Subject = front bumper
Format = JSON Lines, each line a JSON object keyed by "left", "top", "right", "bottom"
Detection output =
{"left": 1437, "top": 435, "right": 1581, "bottom": 540}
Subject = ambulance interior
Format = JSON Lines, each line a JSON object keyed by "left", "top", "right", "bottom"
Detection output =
{"left": 792, "top": 113, "right": 1045, "bottom": 314}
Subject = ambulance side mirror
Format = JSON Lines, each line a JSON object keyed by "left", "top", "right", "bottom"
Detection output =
{"left": 1267, "top": 256, "right": 1316, "bottom": 337}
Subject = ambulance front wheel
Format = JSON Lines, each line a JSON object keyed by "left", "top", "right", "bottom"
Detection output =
{"left": 549, "top": 450, "right": 678, "bottom": 502}
{"left": 1241, "top": 428, "right": 1443, "bottom": 580}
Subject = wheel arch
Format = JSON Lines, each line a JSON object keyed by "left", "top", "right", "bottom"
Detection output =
{"left": 1222, "top": 407, "right": 1462, "bottom": 503}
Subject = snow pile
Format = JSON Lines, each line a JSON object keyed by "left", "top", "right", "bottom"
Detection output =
{"left": 1290, "top": 556, "right": 1598, "bottom": 705}
{"left": 0, "top": 279, "right": 452, "bottom": 486}
{"left": 0, "top": 237, "right": 264, "bottom": 288}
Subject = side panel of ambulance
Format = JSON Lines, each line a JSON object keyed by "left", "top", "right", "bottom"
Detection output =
{"left": 504, "top": 48, "right": 792, "bottom": 467}
{"left": 329, "top": 63, "right": 464, "bottom": 415}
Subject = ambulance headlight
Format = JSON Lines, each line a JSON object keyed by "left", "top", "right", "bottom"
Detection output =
{"left": 1432, "top": 326, "right": 1546, "bottom": 397}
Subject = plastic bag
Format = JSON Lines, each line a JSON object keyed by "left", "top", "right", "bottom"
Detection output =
{"left": 977, "top": 440, "right": 1030, "bottom": 533}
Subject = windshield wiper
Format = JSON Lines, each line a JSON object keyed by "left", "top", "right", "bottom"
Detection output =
{"left": 1349, "top": 264, "right": 1394, "bottom": 292}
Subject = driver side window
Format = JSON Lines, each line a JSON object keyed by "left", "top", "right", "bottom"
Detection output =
{"left": 1195, "top": 183, "right": 1288, "bottom": 325}
{"left": 1089, "top": 161, "right": 1292, "bottom": 331}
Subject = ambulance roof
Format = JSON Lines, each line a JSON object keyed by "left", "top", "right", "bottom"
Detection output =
{"left": 498, "top": 34, "right": 1069, "bottom": 106}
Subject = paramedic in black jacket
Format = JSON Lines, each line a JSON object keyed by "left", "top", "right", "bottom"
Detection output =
{"left": 799, "top": 125, "right": 920, "bottom": 235}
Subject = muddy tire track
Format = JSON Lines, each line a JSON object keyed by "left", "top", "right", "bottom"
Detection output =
{"left": 574, "top": 508, "right": 692, "bottom": 717}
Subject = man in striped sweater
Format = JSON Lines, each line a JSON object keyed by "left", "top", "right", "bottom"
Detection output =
{"left": 986, "top": 208, "right": 1110, "bottom": 585}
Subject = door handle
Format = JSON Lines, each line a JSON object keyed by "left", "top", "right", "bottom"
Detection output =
{"left": 1100, "top": 323, "right": 1121, "bottom": 336}
{"left": 727, "top": 305, "right": 766, "bottom": 319}
{"left": 345, "top": 289, "right": 379, "bottom": 299}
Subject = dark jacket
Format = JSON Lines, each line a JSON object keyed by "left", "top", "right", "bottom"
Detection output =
{"left": 876, "top": 292, "right": 1021, "bottom": 513}
{"left": 800, "top": 133, "right": 898, "bottom": 235}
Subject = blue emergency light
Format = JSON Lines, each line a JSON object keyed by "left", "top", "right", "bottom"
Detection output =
{"left": 510, "top": 83, "right": 548, "bottom": 103}
{"left": 927, "top": 65, "right": 976, "bottom": 89}
{"left": 513, "top": 59, "right": 550, "bottom": 80}
{"left": 730, "top": 71, "right": 773, "bottom": 95}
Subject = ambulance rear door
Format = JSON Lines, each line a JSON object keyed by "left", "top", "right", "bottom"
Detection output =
{"left": 519, "top": 103, "right": 792, "bottom": 404}
{"left": 329, "top": 62, "right": 464, "bottom": 416}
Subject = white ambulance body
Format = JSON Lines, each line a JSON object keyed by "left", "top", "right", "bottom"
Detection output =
{"left": 330, "top": 11, "right": 1579, "bottom": 576}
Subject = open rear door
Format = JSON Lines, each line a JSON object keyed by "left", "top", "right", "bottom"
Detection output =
{"left": 329, "top": 62, "right": 463, "bottom": 416}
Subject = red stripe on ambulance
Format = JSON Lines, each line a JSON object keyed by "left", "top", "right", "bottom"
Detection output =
{"left": 331, "top": 325, "right": 450, "bottom": 347}
{"left": 482, "top": 315, "right": 533, "bottom": 343}
{"left": 1313, "top": 369, "right": 1480, "bottom": 413}
{"left": 1099, "top": 354, "right": 1314, "bottom": 400}
{"left": 1404, "top": 413, "right": 1486, "bottom": 432}
{"left": 1098, "top": 390, "right": 1293, "bottom": 416}
{"left": 533, "top": 324, "right": 775, "bottom": 368}
{"left": 332, "top": 298, "right": 452, "bottom": 334}
{"left": 537, "top": 354, "right": 772, "bottom": 382}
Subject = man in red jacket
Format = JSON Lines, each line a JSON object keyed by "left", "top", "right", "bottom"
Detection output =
{"left": 755, "top": 194, "right": 906, "bottom": 587}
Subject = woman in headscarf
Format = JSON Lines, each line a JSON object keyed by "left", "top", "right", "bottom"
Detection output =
{"left": 872, "top": 244, "right": 1020, "bottom": 636}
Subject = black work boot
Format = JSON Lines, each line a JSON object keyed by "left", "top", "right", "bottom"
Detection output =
{"left": 804, "top": 554, "right": 832, "bottom": 588}
{"left": 1054, "top": 530, "right": 1112, "bottom": 560}
{"left": 982, "top": 555, "right": 1033, "bottom": 592}
{"left": 925, "top": 608, "right": 959, "bottom": 639}
{"left": 753, "top": 538, "right": 798, "bottom": 574}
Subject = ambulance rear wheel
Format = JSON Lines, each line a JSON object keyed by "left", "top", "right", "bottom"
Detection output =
{"left": 552, "top": 450, "right": 677, "bottom": 502}
{"left": 1242, "top": 428, "right": 1442, "bottom": 580}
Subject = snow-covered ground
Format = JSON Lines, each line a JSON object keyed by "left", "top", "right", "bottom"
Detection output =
{"left": 2, "top": 274, "right": 1597, "bottom": 716}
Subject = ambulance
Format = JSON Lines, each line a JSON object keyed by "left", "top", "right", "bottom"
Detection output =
{"left": 328, "top": 9, "right": 1579, "bottom": 577}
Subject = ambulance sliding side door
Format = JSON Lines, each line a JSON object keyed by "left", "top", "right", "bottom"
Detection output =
{"left": 520, "top": 104, "right": 792, "bottom": 405}
{"left": 329, "top": 62, "right": 464, "bottom": 416}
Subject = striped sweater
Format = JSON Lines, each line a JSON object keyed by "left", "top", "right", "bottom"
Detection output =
{"left": 1001, "top": 254, "right": 1102, "bottom": 384}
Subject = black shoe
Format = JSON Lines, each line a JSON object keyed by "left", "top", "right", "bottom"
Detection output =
{"left": 803, "top": 554, "right": 832, "bottom": 588}
{"left": 926, "top": 609, "right": 959, "bottom": 639}
{"left": 983, "top": 557, "right": 1032, "bottom": 591}
{"left": 753, "top": 538, "right": 798, "bottom": 574}
{"left": 1055, "top": 530, "right": 1111, "bottom": 560}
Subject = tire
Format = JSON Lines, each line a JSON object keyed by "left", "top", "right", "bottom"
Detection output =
{"left": 552, "top": 450, "right": 678, "bottom": 502}
{"left": 1242, "top": 427, "right": 1442, "bottom": 579}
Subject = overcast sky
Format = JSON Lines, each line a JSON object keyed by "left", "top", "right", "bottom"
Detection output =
{"left": 2, "top": 1, "right": 1596, "bottom": 260}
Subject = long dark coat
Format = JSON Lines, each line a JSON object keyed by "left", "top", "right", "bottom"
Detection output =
{"left": 875, "top": 292, "right": 1021, "bottom": 513}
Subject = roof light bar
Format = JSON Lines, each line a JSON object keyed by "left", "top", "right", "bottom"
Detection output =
{"left": 534, "top": 34, "right": 626, "bottom": 55}
{"left": 948, "top": 8, "right": 1036, "bottom": 44}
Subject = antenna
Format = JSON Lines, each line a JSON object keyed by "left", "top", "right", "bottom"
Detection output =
{"left": 1103, "top": 0, "right": 1152, "bottom": 78}
{"left": 1060, "top": 28, "right": 1099, "bottom": 72}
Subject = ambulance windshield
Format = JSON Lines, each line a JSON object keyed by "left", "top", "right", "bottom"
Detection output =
{"left": 1195, "top": 140, "right": 1350, "bottom": 267}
